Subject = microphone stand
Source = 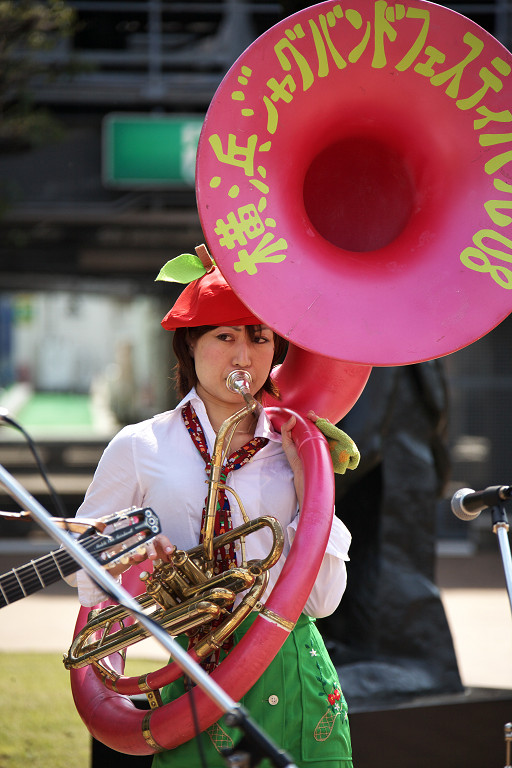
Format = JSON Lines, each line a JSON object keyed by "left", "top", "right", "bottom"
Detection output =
{"left": 0, "top": 462, "right": 297, "bottom": 768}
{"left": 452, "top": 486, "right": 512, "bottom": 765}
{"left": 490, "top": 502, "right": 512, "bottom": 617}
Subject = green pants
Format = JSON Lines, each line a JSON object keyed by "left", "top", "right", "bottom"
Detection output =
{"left": 152, "top": 614, "right": 352, "bottom": 767}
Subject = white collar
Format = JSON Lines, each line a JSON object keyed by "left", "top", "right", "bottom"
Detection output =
{"left": 176, "top": 388, "right": 282, "bottom": 443}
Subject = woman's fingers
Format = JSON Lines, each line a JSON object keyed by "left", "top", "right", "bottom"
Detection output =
{"left": 280, "top": 414, "right": 296, "bottom": 442}
{"left": 280, "top": 415, "right": 304, "bottom": 507}
{"left": 144, "top": 534, "right": 175, "bottom": 563}
{"left": 107, "top": 534, "right": 175, "bottom": 577}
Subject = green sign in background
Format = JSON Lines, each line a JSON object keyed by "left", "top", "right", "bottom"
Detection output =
{"left": 102, "top": 113, "right": 204, "bottom": 188}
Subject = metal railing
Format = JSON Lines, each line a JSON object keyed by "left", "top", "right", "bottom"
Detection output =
{"left": 28, "top": 0, "right": 282, "bottom": 107}
{"left": 24, "top": 0, "right": 511, "bottom": 107}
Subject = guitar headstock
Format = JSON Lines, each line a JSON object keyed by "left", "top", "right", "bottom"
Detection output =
{"left": 80, "top": 507, "right": 161, "bottom": 567}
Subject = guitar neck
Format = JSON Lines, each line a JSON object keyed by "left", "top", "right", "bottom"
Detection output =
{"left": 0, "top": 507, "right": 159, "bottom": 609}
{"left": 0, "top": 541, "right": 90, "bottom": 608}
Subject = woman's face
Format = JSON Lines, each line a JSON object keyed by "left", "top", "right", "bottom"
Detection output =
{"left": 190, "top": 325, "right": 275, "bottom": 405}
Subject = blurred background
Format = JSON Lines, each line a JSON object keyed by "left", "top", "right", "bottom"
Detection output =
{"left": 0, "top": 2, "right": 512, "bottom": 766}
{"left": 0, "top": 0, "right": 510, "bottom": 532}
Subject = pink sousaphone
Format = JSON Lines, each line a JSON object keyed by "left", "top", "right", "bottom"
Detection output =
{"left": 70, "top": 0, "right": 512, "bottom": 755}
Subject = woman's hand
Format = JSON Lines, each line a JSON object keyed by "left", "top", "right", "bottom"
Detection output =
{"left": 106, "top": 533, "right": 175, "bottom": 577}
{"left": 143, "top": 534, "right": 176, "bottom": 564}
{"left": 280, "top": 415, "right": 303, "bottom": 507}
{"left": 281, "top": 411, "right": 321, "bottom": 508}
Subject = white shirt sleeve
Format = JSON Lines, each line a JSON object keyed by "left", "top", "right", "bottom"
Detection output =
{"left": 286, "top": 513, "right": 351, "bottom": 618}
{"left": 73, "top": 425, "right": 143, "bottom": 606}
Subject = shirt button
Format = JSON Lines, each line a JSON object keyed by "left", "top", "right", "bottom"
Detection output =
{"left": 268, "top": 694, "right": 279, "bottom": 705}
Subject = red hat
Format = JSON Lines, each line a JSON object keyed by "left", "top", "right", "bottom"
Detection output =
{"left": 161, "top": 267, "right": 262, "bottom": 331}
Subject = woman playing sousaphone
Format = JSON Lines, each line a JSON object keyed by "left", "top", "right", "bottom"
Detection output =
{"left": 72, "top": 251, "right": 359, "bottom": 767}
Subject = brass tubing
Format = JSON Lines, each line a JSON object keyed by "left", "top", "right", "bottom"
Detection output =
{"left": 66, "top": 517, "right": 283, "bottom": 670}
{"left": 203, "top": 395, "right": 258, "bottom": 570}
{"left": 171, "top": 550, "right": 209, "bottom": 585}
{"left": 193, "top": 572, "right": 269, "bottom": 659}
{"left": 187, "top": 516, "right": 284, "bottom": 572}
{"left": 65, "top": 516, "right": 284, "bottom": 669}
{"left": 179, "top": 567, "right": 255, "bottom": 600}
{"left": 64, "top": 592, "right": 234, "bottom": 669}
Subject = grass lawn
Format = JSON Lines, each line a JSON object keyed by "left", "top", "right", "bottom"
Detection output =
{"left": 0, "top": 652, "right": 90, "bottom": 767}
{"left": 0, "top": 652, "right": 159, "bottom": 767}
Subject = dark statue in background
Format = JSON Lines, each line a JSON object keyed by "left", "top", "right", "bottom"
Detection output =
{"left": 318, "top": 361, "right": 463, "bottom": 706}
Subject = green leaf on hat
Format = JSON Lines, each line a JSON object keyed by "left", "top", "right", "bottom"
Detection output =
{"left": 155, "top": 253, "right": 207, "bottom": 284}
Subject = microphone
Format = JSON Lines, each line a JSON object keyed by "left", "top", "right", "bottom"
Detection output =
{"left": 451, "top": 485, "right": 512, "bottom": 521}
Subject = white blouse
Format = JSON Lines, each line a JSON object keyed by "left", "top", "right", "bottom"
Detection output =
{"left": 75, "top": 389, "right": 351, "bottom": 616}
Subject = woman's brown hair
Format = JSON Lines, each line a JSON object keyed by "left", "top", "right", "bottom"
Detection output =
{"left": 172, "top": 326, "right": 288, "bottom": 399}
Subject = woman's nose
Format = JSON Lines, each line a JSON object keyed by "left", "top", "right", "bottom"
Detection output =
{"left": 233, "top": 339, "right": 251, "bottom": 367}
